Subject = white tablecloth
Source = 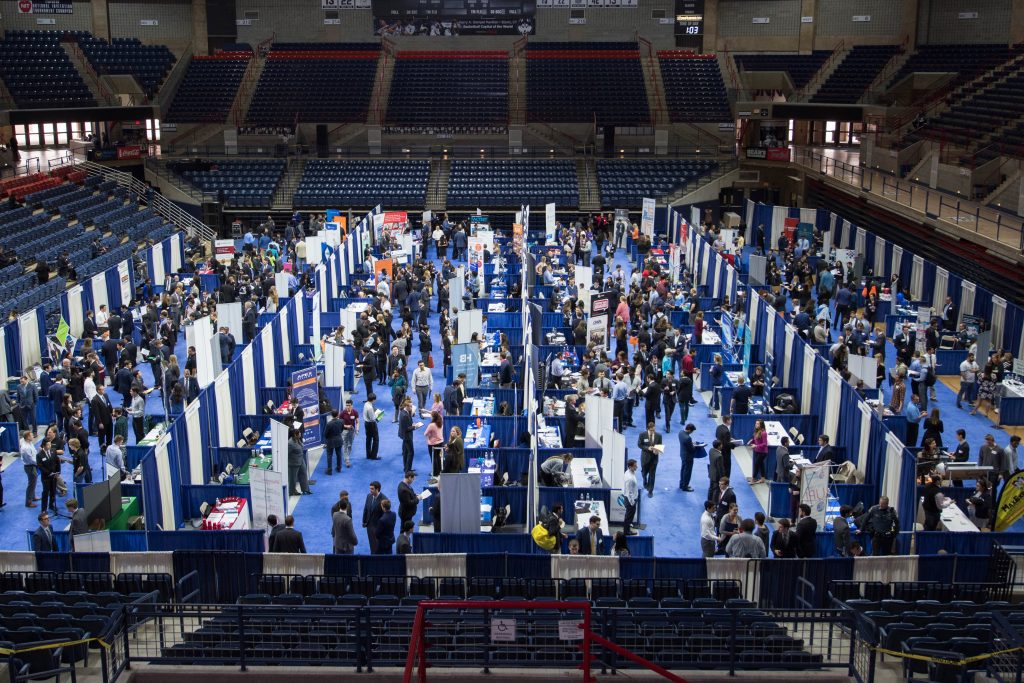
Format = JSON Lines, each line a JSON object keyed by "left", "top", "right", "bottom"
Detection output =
{"left": 764, "top": 421, "right": 789, "bottom": 448}
{"left": 573, "top": 500, "right": 609, "bottom": 536}
{"left": 570, "top": 458, "right": 603, "bottom": 488}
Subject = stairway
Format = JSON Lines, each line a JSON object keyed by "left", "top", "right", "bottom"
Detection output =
{"left": 797, "top": 46, "right": 850, "bottom": 101}
{"left": 427, "top": 159, "right": 450, "bottom": 210}
{"left": 576, "top": 158, "right": 600, "bottom": 211}
{"left": 62, "top": 43, "right": 115, "bottom": 106}
{"left": 639, "top": 52, "right": 668, "bottom": 126}
{"left": 368, "top": 51, "right": 397, "bottom": 126}
{"left": 983, "top": 168, "right": 1022, "bottom": 214}
{"left": 271, "top": 158, "right": 307, "bottom": 211}
{"left": 509, "top": 51, "right": 527, "bottom": 127}
{"left": 232, "top": 55, "right": 267, "bottom": 126}
{"left": 525, "top": 123, "right": 577, "bottom": 155}
{"left": 862, "top": 49, "right": 912, "bottom": 102}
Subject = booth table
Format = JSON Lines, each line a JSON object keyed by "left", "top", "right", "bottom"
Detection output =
{"left": 939, "top": 501, "right": 977, "bottom": 533}
{"left": 481, "top": 352, "right": 502, "bottom": 369}
{"left": 465, "top": 425, "right": 492, "bottom": 450}
{"left": 764, "top": 421, "right": 790, "bottom": 448}
{"left": 235, "top": 453, "right": 273, "bottom": 486}
{"left": 537, "top": 425, "right": 562, "bottom": 449}
{"left": 201, "top": 497, "right": 251, "bottom": 530}
{"left": 543, "top": 397, "right": 566, "bottom": 417}
{"left": 255, "top": 430, "right": 273, "bottom": 454}
{"left": 464, "top": 397, "right": 495, "bottom": 417}
{"left": 487, "top": 303, "right": 506, "bottom": 313}
{"left": 106, "top": 496, "right": 140, "bottom": 531}
{"left": 692, "top": 330, "right": 722, "bottom": 346}
{"left": 126, "top": 426, "right": 164, "bottom": 469}
{"left": 573, "top": 499, "right": 609, "bottom": 536}
{"left": 468, "top": 457, "right": 496, "bottom": 486}
{"left": 570, "top": 458, "right": 603, "bottom": 488}
{"left": 942, "top": 462, "right": 993, "bottom": 484}
{"left": 346, "top": 302, "right": 370, "bottom": 314}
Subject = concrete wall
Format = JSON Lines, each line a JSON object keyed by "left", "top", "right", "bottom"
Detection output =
{"left": 0, "top": 0, "right": 93, "bottom": 31}
{"left": 715, "top": 0, "right": 802, "bottom": 51}
{"left": 109, "top": 0, "right": 193, "bottom": 53}
{"left": 816, "top": 0, "right": 904, "bottom": 38}
{"left": 917, "top": 0, "right": 1012, "bottom": 44}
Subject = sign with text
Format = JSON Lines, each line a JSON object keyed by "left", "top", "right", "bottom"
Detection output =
{"left": 373, "top": 0, "right": 535, "bottom": 36}
{"left": 116, "top": 145, "right": 143, "bottom": 160}
{"left": 290, "top": 366, "right": 322, "bottom": 448}
{"left": 800, "top": 461, "right": 830, "bottom": 526}
{"left": 641, "top": 197, "right": 656, "bottom": 238}
{"left": 452, "top": 342, "right": 481, "bottom": 389}
{"left": 18, "top": 0, "right": 73, "bottom": 14}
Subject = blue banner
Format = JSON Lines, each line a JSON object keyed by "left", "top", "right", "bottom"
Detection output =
{"left": 290, "top": 366, "right": 321, "bottom": 448}
{"left": 453, "top": 342, "right": 481, "bottom": 389}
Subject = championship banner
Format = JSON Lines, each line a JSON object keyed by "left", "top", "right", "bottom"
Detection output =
{"left": 800, "top": 461, "right": 830, "bottom": 527}
{"left": 373, "top": 0, "right": 535, "bottom": 36}
{"left": 17, "top": 0, "right": 73, "bottom": 13}
{"left": 290, "top": 366, "right": 321, "bottom": 448}
{"left": 641, "top": 198, "right": 656, "bottom": 238}
{"left": 994, "top": 470, "right": 1024, "bottom": 531}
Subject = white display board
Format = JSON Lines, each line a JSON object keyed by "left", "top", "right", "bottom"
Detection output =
{"left": 193, "top": 316, "right": 216, "bottom": 388}
{"left": 575, "top": 265, "right": 593, "bottom": 291}
{"left": 275, "top": 271, "right": 292, "bottom": 298}
{"left": 848, "top": 354, "right": 877, "bottom": 389}
{"left": 249, "top": 466, "right": 285, "bottom": 534}
{"left": 324, "top": 342, "right": 345, "bottom": 389}
{"left": 448, "top": 267, "right": 465, "bottom": 319}
{"left": 641, "top": 198, "right": 656, "bottom": 238}
{"left": 584, "top": 395, "right": 614, "bottom": 449}
{"left": 74, "top": 530, "right": 112, "bottom": 553}
{"left": 603, "top": 428, "right": 625, "bottom": 490}
{"left": 270, "top": 419, "right": 290, "bottom": 474}
{"left": 458, "top": 309, "right": 483, "bottom": 344}
{"left": 216, "top": 302, "right": 243, "bottom": 345}
{"left": 304, "top": 234, "right": 323, "bottom": 267}
{"left": 545, "top": 203, "right": 556, "bottom": 243}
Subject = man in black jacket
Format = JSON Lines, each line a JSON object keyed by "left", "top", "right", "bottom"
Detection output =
{"left": 270, "top": 515, "right": 306, "bottom": 553}
{"left": 363, "top": 481, "right": 384, "bottom": 553}
{"left": 398, "top": 398, "right": 415, "bottom": 473}
{"left": 242, "top": 301, "right": 257, "bottom": 343}
{"left": 90, "top": 385, "right": 114, "bottom": 448}
{"left": 715, "top": 416, "right": 735, "bottom": 480}
{"left": 794, "top": 503, "right": 818, "bottom": 558}
{"left": 637, "top": 422, "right": 662, "bottom": 497}
{"left": 397, "top": 470, "right": 419, "bottom": 528}
{"left": 859, "top": 496, "right": 899, "bottom": 556}
{"left": 323, "top": 410, "right": 344, "bottom": 476}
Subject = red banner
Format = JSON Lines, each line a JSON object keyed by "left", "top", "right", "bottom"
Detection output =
{"left": 765, "top": 147, "right": 791, "bottom": 162}
{"left": 116, "top": 145, "right": 142, "bottom": 160}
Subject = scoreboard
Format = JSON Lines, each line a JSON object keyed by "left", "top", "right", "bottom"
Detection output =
{"left": 373, "top": 0, "right": 535, "bottom": 34}
{"left": 675, "top": 0, "right": 704, "bottom": 36}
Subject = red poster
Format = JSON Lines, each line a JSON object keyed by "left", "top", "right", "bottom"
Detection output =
{"left": 765, "top": 147, "right": 791, "bottom": 162}
{"left": 116, "top": 145, "right": 142, "bottom": 160}
{"left": 783, "top": 217, "right": 798, "bottom": 243}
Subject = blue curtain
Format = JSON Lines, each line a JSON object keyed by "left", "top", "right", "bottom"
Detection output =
{"left": 227, "top": 362, "right": 247, "bottom": 428}
{"left": 538, "top": 487, "right": 611, "bottom": 526}
{"left": 808, "top": 357, "right": 829, "bottom": 425}
{"left": 413, "top": 533, "right": 538, "bottom": 554}
{"left": 482, "top": 486, "right": 528, "bottom": 525}
{"left": 109, "top": 530, "right": 148, "bottom": 551}
{"left": 447, "top": 416, "right": 526, "bottom": 450}
{"left": 361, "top": 555, "right": 406, "bottom": 576}
{"left": 70, "top": 552, "right": 111, "bottom": 572}
{"left": 486, "top": 313, "right": 521, "bottom": 330}
{"left": 36, "top": 551, "right": 72, "bottom": 571}
{"left": 323, "top": 554, "right": 361, "bottom": 576}
{"left": 155, "top": 530, "right": 265, "bottom": 553}
{"left": 626, "top": 536, "right": 654, "bottom": 557}
{"left": 652, "top": 558, "right": 707, "bottom": 581}
{"left": 914, "top": 532, "right": 1024, "bottom": 555}
{"left": 620, "top": 557, "right": 655, "bottom": 579}
{"left": 916, "top": 554, "right": 956, "bottom": 583}
{"left": 835, "top": 383, "right": 863, "bottom": 458}
{"left": 5, "top": 318, "right": 22, "bottom": 375}
{"left": 953, "top": 555, "right": 992, "bottom": 583}
{"left": 0, "top": 421, "right": 18, "bottom": 451}
{"left": 505, "top": 553, "right": 551, "bottom": 577}
{"left": 140, "top": 450, "right": 162, "bottom": 531}
{"left": 171, "top": 549, "right": 249, "bottom": 603}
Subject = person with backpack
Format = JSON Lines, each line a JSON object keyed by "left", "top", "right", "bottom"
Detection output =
{"left": 858, "top": 496, "right": 899, "bottom": 556}
{"left": 532, "top": 504, "right": 567, "bottom": 553}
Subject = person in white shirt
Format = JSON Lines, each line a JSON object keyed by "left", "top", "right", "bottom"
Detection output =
{"left": 105, "top": 435, "right": 126, "bottom": 477}
{"left": 411, "top": 361, "right": 433, "bottom": 413}
{"left": 83, "top": 371, "right": 98, "bottom": 434}
{"left": 700, "top": 500, "right": 717, "bottom": 558}
{"left": 363, "top": 393, "right": 380, "bottom": 460}
{"left": 20, "top": 430, "right": 37, "bottom": 507}
{"left": 622, "top": 459, "right": 639, "bottom": 535}
{"left": 95, "top": 305, "right": 109, "bottom": 333}
{"left": 957, "top": 353, "right": 979, "bottom": 409}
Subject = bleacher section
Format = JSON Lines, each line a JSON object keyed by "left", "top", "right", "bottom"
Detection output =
{"left": 387, "top": 52, "right": 508, "bottom": 126}
{"left": 77, "top": 36, "right": 176, "bottom": 99}
{"left": 447, "top": 160, "right": 578, "bottom": 207}
{"left": 810, "top": 44, "right": 899, "bottom": 103}
{"left": 164, "top": 51, "right": 251, "bottom": 123}
{"left": 658, "top": 52, "right": 732, "bottom": 123}
{"left": 246, "top": 45, "right": 379, "bottom": 125}
{"left": 906, "top": 73, "right": 1024, "bottom": 152}
{"left": 293, "top": 160, "right": 429, "bottom": 208}
{"left": 527, "top": 43, "right": 649, "bottom": 125}
{"left": 596, "top": 159, "right": 719, "bottom": 207}
{"left": 733, "top": 51, "right": 831, "bottom": 89}
{"left": 0, "top": 30, "right": 95, "bottom": 108}
{"left": 887, "top": 43, "right": 1016, "bottom": 90}
{"left": 170, "top": 160, "right": 286, "bottom": 209}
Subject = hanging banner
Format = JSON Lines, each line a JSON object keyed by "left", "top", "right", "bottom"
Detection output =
{"left": 117, "top": 261, "right": 132, "bottom": 304}
{"left": 641, "top": 198, "right": 656, "bottom": 238}
{"left": 214, "top": 239, "right": 235, "bottom": 264}
{"left": 783, "top": 217, "right": 798, "bottom": 244}
{"left": 800, "top": 461, "right": 830, "bottom": 527}
{"left": 18, "top": 0, "right": 74, "bottom": 14}
{"left": 995, "top": 470, "right": 1024, "bottom": 531}
{"left": 452, "top": 342, "right": 481, "bottom": 389}
{"left": 545, "top": 203, "right": 556, "bottom": 243}
{"left": 586, "top": 314, "right": 608, "bottom": 352}
{"left": 290, "top": 366, "right": 321, "bottom": 448}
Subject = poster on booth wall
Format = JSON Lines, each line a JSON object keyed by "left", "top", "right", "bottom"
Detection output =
{"left": 290, "top": 366, "right": 321, "bottom": 448}
{"left": 641, "top": 198, "right": 656, "bottom": 238}
{"left": 614, "top": 208, "right": 630, "bottom": 249}
{"left": 214, "top": 239, "right": 235, "bottom": 264}
{"left": 796, "top": 222, "right": 814, "bottom": 252}
{"left": 467, "top": 236, "right": 487, "bottom": 296}
{"left": 117, "top": 261, "right": 132, "bottom": 304}
{"left": 545, "top": 203, "right": 556, "bottom": 244}
{"left": 512, "top": 223, "right": 524, "bottom": 257}
{"left": 452, "top": 342, "right": 481, "bottom": 389}
{"left": 962, "top": 314, "right": 985, "bottom": 338}
{"left": 374, "top": 258, "right": 393, "bottom": 282}
{"left": 783, "top": 217, "right": 798, "bottom": 245}
{"left": 834, "top": 249, "right": 858, "bottom": 270}
{"left": 382, "top": 211, "right": 408, "bottom": 242}
{"left": 470, "top": 215, "right": 490, "bottom": 235}
{"left": 800, "top": 461, "right": 830, "bottom": 527}
{"left": 668, "top": 244, "right": 680, "bottom": 284}
{"left": 586, "top": 314, "right": 609, "bottom": 353}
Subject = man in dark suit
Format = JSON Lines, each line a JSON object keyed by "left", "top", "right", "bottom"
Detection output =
{"left": 375, "top": 498, "right": 397, "bottom": 554}
{"left": 575, "top": 515, "right": 604, "bottom": 555}
{"left": 66, "top": 498, "right": 89, "bottom": 538}
{"left": 101, "top": 334, "right": 121, "bottom": 379}
{"left": 813, "top": 434, "right": 835, "bottom": 464}
{"left": 82, "top": 311, "right": 98, "bottom": 339}
{"left": 32, "top": 511, "right": 55, "bottom": 551}
{"left": 91, "top": 385, "right": 114, "bottom": 448}
{"left": 270, "top": 515, "right": 306, "bottom": 553}
{"left": 714, "top": 476, "right": 736, "bottom": 523}
{"left": 362, "top": 481, "right": 384, "bottom": 553}
{"left": 183, "top": 369, "right": 200, "bottom": 404}
{"left": 242, "top": 301, "right": 257, "bottom": 344}
{"left": 267, "top": 514, "right": 284, "bottom": 550}
{"left": 218, "top": 327, "right": 236, "bottom": 366}
{"left": 942, "top": 296, "right": 957, "bottom": 331}
{"left": 770, "top": 518, "right": 798, "bottom": 558}
{"left": 715, "top": 415, "right": 735, "bottom": 479}
{"left": 442, "top": 379, "right": 461, "bottom": 417}
{"left": 794, "top": 503, "right": 818, "bottom": 558}
{"left": 331, "top": 502, "right": 358, "bottom": 554}
{"left": 498, "top": 352, "right": 514, "bottom": 389}
{"left": 398, "top": 399, "right": 415, "bottom": 473}
{"left": 397, "top": 470, "right": 419, "bottom": 527}
{"left": 637, "top": 422, "right": 662, "bottom": 497}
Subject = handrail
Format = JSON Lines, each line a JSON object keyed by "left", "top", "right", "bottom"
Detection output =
{"left": 637, "top": 36, "right": 664, "bottom": 127}
{"left": 65, "top": 38, "right": 116, "bottom": 106}
{"left": 794, "top": 39, "right": 844, "bottom": 101}
{"left": 231, "top": 52, "right": 262, "bottom": 127}
{"left": 862, "top": 34, "right": 910, "bottom": 101}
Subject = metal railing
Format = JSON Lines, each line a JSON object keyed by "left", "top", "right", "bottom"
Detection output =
{"left": 792, "top": 147, "right": 1024, "bottom": 253}
{"left": 793, "top": 39, "right": 845, "bottom": 102}
{"left": 65, "top": 157, "right": 216, "bottom": 242}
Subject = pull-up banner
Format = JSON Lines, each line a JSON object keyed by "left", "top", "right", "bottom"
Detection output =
{"left": 291, "top": 366, "right": 321, "bottom": 448}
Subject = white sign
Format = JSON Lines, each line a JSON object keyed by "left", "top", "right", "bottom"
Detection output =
{"left": 958, "top": 11, "right": 978, "bottom": 19}
{"left": 249, "top": 467, "right": 285, "bottom": 534}
{"left": 752, "top": 16, "right": 770, "bottom": 23}
{"left": 545, "top": 203, "right": 557, "bottom": 243}
{"left": 852, "top": 14, "right": 871, "bottom": 21}
{"left": 800, "top": 462, "right": 830, "bottom": 527}
{"left": 1013, "top": 358, "right": 1024, "bottom": 376}
{"left": 801, "top": 15, "right": 813, "bottom": 22}
{"left": 140, "top": 19, "right": 158, "bottom": 25}
{"left": 322, "top": 0, "right": 370, "bottom": 7}
{"left": 117, "top": 260, "right": 132, "bottom": 305}
{"left": 490, "top": 618, "right": 517, "bottom": 642}
{"left": 558, "top": 620, "right": 584, "bottom": 641}
{"left": 641, "top": 198, "right": 655, "bottom": 238}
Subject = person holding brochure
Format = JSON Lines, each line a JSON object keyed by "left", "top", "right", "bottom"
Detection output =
{"left": 638, "top": 422, "right": 663, "bottom": 497}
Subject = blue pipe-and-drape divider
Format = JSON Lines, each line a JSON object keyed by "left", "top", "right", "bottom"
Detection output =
{"left": 537, "top": 486, "right": 612, "bottom": 526}
{"left": 412, "top": 533, "right": 540, "bottom": 555}
{"left": 180, "top": 484, "right": 253, "bottom": 523}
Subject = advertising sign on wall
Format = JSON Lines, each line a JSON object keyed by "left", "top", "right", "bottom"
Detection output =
{"left": 373, "top": 0, "right": 535, "bottom": 36}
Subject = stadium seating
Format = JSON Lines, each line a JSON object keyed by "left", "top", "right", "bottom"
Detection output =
{"left": 293, "top": 160, "right": 429, "bottom": 208}
{"left": 733, "top": 51, "right": 831, "bottom": 89}
{"left": 164, "top": 51, "right": 251, "bottom": 123}
{"left": 447, "top": 160, "right": 578, "bottom": 207}
{"left": 887, "top": 43, "right": 1016, "bottom": 90}
{"left": 810, "top": 45, "right": 900, "bottom": 103}
{"left": 0, "top": 30, "right": 95, "bottom": 108}
{"left": 246, "top": 45, "right": 379, "bottom": 125}
{"left": 387, "top": 52, "right": 508, "bottom": 126}
{"left": 170, "top": 160, "right": 285, "bottom": 209}
{"left": 77, "top": 36, "right": 176, "bottom": 99}
{"left": 596, "top": 159, "right": 719, "bottom": 207}
{"left": 527, "top": 43, "right": 649, "bottom": 125}
{"left": 908, "top": 72, "right": 1024, "bottom": 151}
{"left": 658, "top": 52, "right": 731, "bottom": 122}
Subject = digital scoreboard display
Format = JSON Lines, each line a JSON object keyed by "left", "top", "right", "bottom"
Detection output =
{"left": 374, "top": 0, "right": 535, "bottom": 35}
{"left": 675, "top": 0, "right": 704, "bottom": 36}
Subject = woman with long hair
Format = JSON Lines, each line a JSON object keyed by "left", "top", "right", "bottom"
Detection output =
{"left": 442, "top": 426, "right": 464, "bottom": 475}
{"left": 748, "top": 419, "right": 769, "bottom": 485}
{"left": 424, "top": 410, "right": 445, "bottom": 478}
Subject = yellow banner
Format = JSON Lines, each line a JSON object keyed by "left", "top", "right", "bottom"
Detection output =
{"left": 994, "top": 470, "right": 1024, "bottom": 531}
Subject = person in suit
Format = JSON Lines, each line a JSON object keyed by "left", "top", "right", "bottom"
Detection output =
{"left": 242, "top": 301, "right": 257, "bottom": 344}
{"left": 375, "top": 498, "right": 397, "bottom": 554}
{"left": 267, "top": 514, "right": 285, "bottom": 550}
{"left": 775, "top": 436, "right": 792, "bottom": 482}
{"left": 706, "top": 440, "right": 726, "bottom": 502}
{"left": 397, "top": 470, "right": 419, "bottom": 527}
{"left": 563, "top": 396, "right": 581, "bottom": 448}
{"left": 715, "top": 415, "right": 734, "bottom": 479}
{"left": 36, "top": 439, "right": 60, "bottom": 513}
{"left": 100, "top": 334, "right": 121, "bottom": 380}
{"left": 91, "top": 385, "right": 114, "bottom": 448}
{"left": 714, "top": 476, "right": 736, "bottom": 523}
{"left": 637, "top": 422, "right": 662, "bottom": 497}
{"left": 331, "top": 501, "right": 358, "bottom": 554}
{"left": 942, "top": 296, "right": 957, "bottom": 331}
{"left": 18, "top": 375, "right": 38, "bottom": 435}
{"left": 323, "top": 410, "right": 345, "bottom": 476}
{"left": 794, "top": 503, "right": 818, "bottom": 558}
{"left": 66, "top": 498, "right": 89, "bottom": 539}
{"left": 287, "top": 429, "right": 311, "bottom": 496}
{"left": 362, "top": 481, "right": 384, "bottom": 553}
{"left": 270, "top": 515, "right": 306, "bottom": 553}
{"left": 32, "top": 511, "right": 55, "bottom": 551}
{"left": 575, "top": 515, "right": 605, "bottom": 555}
{"left": 770, "top": 518, "right": 798, "bottom": 558}
{"left": 183, "top": 369, "right": 200, "bottom": 404}
{"left": 678, "top": 423, "right": 699, "bottom": 492}
{"left": 217, "top": 326, "right": 236, "bottom": 365}
{"left": 396, "top": 520, "right": 414, "bottom": 554}
{"left": 398, "top": 397, "right": 416, "bottom": 473}
{"left": 813, "top": 434, "right": 835, "bottom": 464}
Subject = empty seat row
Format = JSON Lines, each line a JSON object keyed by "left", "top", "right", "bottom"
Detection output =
{"left": 388, "top": 56, "right": 508, "bottom": 126}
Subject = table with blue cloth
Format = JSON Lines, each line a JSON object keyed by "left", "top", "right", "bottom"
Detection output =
{"left": 885, "top": 310, "right": 920, "bottom": 338}
{"left": 481, "top": 496, "right": 493, "bottom": 526}
{"left": 255, "top": 429, "right": 273, "bottom": 453}
{"left": 823, "top": 495, "right": 859, "bottom": 533}
{"left": 469, "top": 457, "right": 496, "bottom": 486}
{"left": 465, "top": 424, "right": 492, "bottom": 450}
